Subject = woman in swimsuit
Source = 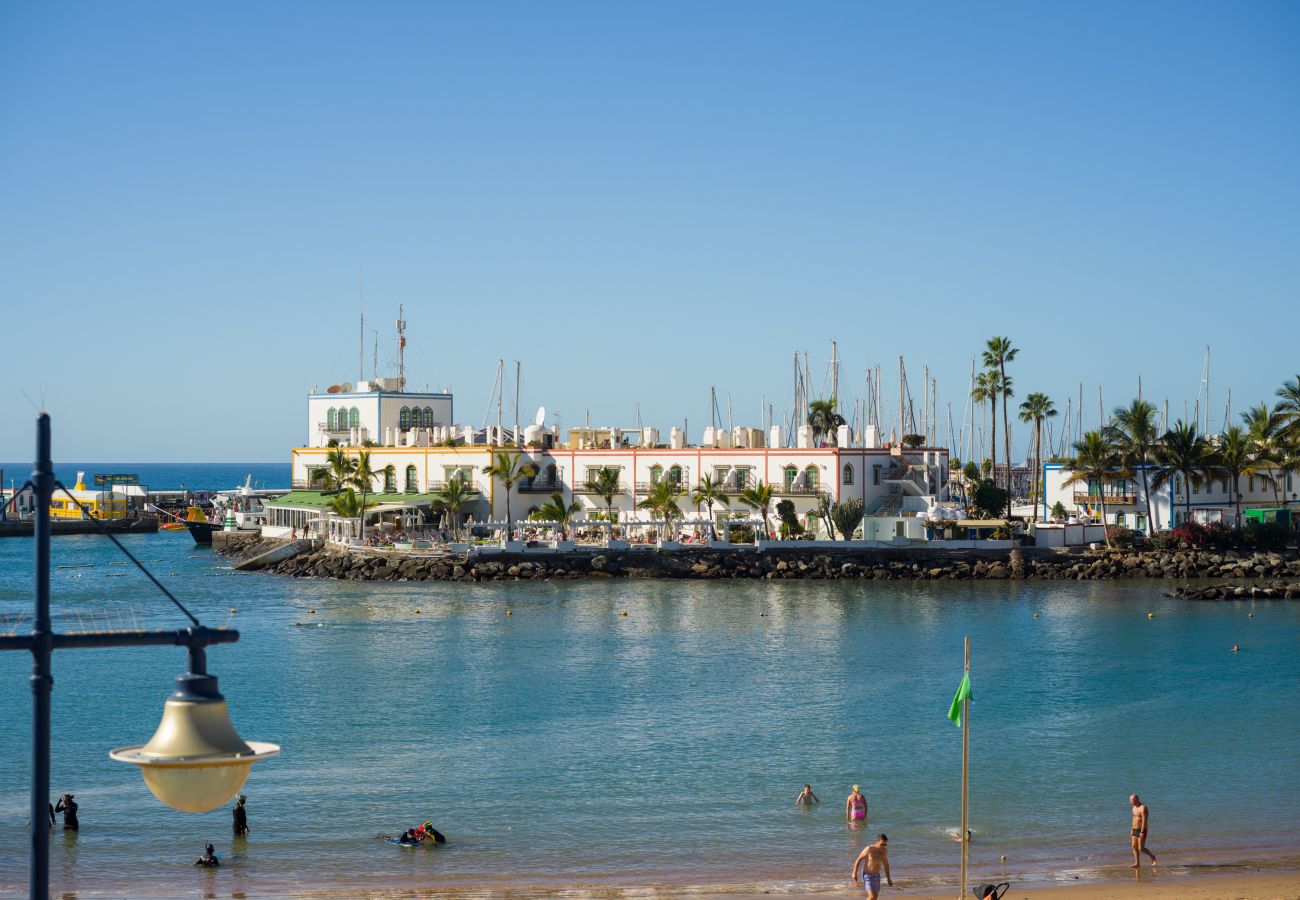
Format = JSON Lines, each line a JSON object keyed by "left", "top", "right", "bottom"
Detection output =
{"left": 846, "top": 785, "right": 867, "bottom": 823}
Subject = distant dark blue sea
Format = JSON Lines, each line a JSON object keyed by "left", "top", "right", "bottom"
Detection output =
{"left": 0, "top": 462, "right": 290, "bottom": 493}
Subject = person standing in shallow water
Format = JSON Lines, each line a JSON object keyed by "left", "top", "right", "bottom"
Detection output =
{"left": 846, "top": 785, "right": 867, "bottom": 823}
{"left": 54, "top": 793, "right": 78, "bottom": 831}
{"left": 232, "top": 794, "right": 248, "bottom": 836}
{"left": 1129, "top": 794, "right": 1157, "bottom": 868}
{"left": 796, "top": 784, "right": 819, "bottom": 806}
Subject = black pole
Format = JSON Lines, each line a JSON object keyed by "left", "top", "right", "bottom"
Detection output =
{"left": 30, "top": 413, "right": 53, "bottom": 900}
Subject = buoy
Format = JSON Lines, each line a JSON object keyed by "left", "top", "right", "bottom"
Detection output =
{"left": 1233, "top": 644, "right": 1239, "bottom": 652}
{"left": 230, "top": 608, "right": 237, "bottom": 614}
{"left": 1147, "top": 613, "right": 1154, "bottom": 619}
{"left": 309, "top": 609, "right": 316, "bottom": 614}
{"left": 506, "top": 610, "right": 512, "bottom": 616}
{"left": 620, "top": 611, "right": 628, "bottom": 616}
{"left": 1248, "top": 612, "right": 1254, "bottom": 618}
{"left": 414, "top": 609, "right": 420, "bottom": 614}
{"left": 1033, "top": 613, "right": 1039, "bottom": 618}
{"left": 1001, "top": 855, "right": 1007, "bottom": 863}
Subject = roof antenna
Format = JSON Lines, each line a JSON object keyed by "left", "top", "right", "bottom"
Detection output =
{"left": 396, "top": 304, "right": 407, "bottom": 391}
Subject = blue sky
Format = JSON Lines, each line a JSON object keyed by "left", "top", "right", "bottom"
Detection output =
{"left": 2, "top": 1, "right": 1297, "bottom": 462}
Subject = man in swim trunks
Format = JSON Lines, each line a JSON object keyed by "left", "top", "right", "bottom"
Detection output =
{"left": 852, "top": 833, "right": 893, "bottom": 899}
{"left": 1128, "top": 794, "right": 1156, "bottom": 868}
{"left": 846, "top": 785, "right": 868, "bottom": 823}
{"left": 796, "top": 784, "right": 819, "bottom": 806}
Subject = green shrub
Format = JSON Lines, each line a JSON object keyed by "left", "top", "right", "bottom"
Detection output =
{"left": 1243, "top": 520, "right": 1290, "bottom": 551}
{"left": 971, "top": 480, "right": 1009, "bottom": 521}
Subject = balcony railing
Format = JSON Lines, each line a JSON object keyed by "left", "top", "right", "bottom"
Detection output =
{"left": 1074, "top": 491, "right": 1137, "bottom": 505}
{"left": 775, "top": 483, "right": 826, "bottom": 496}
{"left": 427, "top": 480, "right": 480, "bottom": 494}
{"left": 635, "top": 481, "right": 688, "bottom": 494}
{"left": 519, "top": 480, "right": 564, "bottom": 494}
{"left": 573, "top": 482, "right": 628, "bottom": 495}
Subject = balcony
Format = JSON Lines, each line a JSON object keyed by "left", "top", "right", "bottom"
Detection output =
{"left": 1074, "top": 491, "right": 1137, "bottom": 505}
{"left": 573, "top": 482, "right": 628, "bottom": 495}
{"left": 775, "top": 483, "right": 826, "bottom": 496}
{"left": 635, "top": 481, "right": 688, "bottom": 495}
{"left": 427, "top": 480, "right": 480, "bottom": 495}
{"left": 519, "top": 480, "right": 564, "bottom": 494}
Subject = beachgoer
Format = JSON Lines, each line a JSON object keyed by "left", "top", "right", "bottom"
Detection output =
{"left": 232, "top": 794, "right": 248, "bottom": 836}
{"left": 796, "top": 784, "right": 820, "bottom": 806}
{"left": 54, "top": 793, "right": 78, "bottom": 831}
{"left": 47, "top": 802, "right": 56, "bottom": 828}
{"left": 195, "top": 843, "right": 219, "bottom": 867}
{"left": 1129, "top": 794, "right": 1156, "bottom": 868}
{"left": 851, "top": 833, "right": 893, "bottom": 899}
{"left": 846, "top": 785, "right": 867, "bottom": 823}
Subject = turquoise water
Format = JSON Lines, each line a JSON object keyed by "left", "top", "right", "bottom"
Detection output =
{"left": 2, "top": 532, "right": 1299, "bottom": 897}
{"left": 0, "top": 462, "right": 289, "bottom": 494}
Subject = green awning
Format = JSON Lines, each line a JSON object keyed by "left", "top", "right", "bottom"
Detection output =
{"left": 266, "top": 491, "right": 445, "bottom": 510}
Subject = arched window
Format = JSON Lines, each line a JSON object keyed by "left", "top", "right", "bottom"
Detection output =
{"left": 423, "top": 407, "right": 433, "bottom": 428}
{"left": 668, "top": 465, "right": 683, "bottom": 487}
{"left": 384, "top": 466, "right": 396, "bottom": 493}
{"left": 650, "top": 465, "right": 663, "bottom": 484}
{"left": 843, "top": 464, "right": 854, "bottom": 485}
{"left": 405, "top": 465, "right": 419, "bottom": 492}
{"left": 805, "top": 465, "right": 819, "bottom": 488}
{"left": 1115, "top": 511, "right": 1126, "bottom": 527}
{"left": 783, "top": 465, "right": 798, "bottom": 488}
{"left": 400, "top": 407, "right": 410, "bottom": 429}
{"left": 545, "top": 463, "right": 557, "bottom": 488}
{"left": 326, "top": 408, "right": 337, "bottom": 430}
{"left": 349, "top": 407, "right": 360, "bottom": 428}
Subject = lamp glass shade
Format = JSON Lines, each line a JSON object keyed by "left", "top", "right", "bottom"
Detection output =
{"left": 109, "top": 696, "right": 280, "bottom": 813}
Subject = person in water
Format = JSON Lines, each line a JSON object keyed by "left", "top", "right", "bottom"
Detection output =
{"left": 845, "top": 785, "right": 867, "bottom": 823}
{"left": 195, "top": 843, "right": 219, "bottom": 867}
{"left": 796, "top": 784, "right": 820, "bottom": 806}
{"left": 1128, "top": 794, "right": 1157, "bottom": 869}
{"left": 232, "top": 794, "right": 248, "bottom": 836}
{"left": 851, "top": 833, "right": 893, "bottom": 899}
{"left": 54, "top": 793, "right": 78, "bottom": 831}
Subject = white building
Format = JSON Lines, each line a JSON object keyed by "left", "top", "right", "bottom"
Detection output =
{"left": 308, "top": 378, "right": 453, "bottom": 449}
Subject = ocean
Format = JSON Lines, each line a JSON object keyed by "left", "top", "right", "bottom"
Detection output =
{"left": 1, "top": 531, "right": 1298, "bottom": 897}
{"left": 0, "top": 463, "right": 290, "bottom": 495}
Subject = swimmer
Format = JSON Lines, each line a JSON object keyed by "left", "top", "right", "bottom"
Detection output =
{"left": 851, "top": 833, "right": 893, "bottom": 899}
{"left": 796, "top": 784, "right": 820, "bottom": 806}
{"left": 846, "top": 785, "right": 868, "bottom": 823}
{"left": 54, "top": 793, "right": 78, "bottom": 831}
{"left": 194, "top": 843, "right": 219, "bottom": 867}
{"left": 232, "top": 794, "right": 248, "bottom": 836}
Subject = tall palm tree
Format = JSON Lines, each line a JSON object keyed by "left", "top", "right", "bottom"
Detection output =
{"left": 350, "top": 450, "right": 380, "bottom": 534}
{"left": 434, "top": 474, "right": 473, "bottom": 540}
{"left": 1214, "top": 425, "right": 1256, "bottom": 529}
{"left": 329, "top": 487, "right": 362, "bottom": 518}
{"left": 312, "top": 446, "right": 356, "bottom": 493}
{"left": 807, "top": 398, "right": 846, "bottom": 446}
{"left": 690, "top": 474, "right": 730, "bottom": 539}
{"left": 982, "top": 336, "right": 1019, "bottom": 498}
{"left": 1150, "top": 421, "right": 1218, "bottom": 527}
{"left": 1242, "top": 403, "right": 1288, "bottom": 504}
{"left": 483, "top": 449, "right": 538, "bottom": 539}
{"left": 1061, "top": 431, "right": 1120, "bottom": 547}
{"left": 971, "top": 370, "right": 1000, "bottom": 483}
{"left": 1018, "top": 392, "right": 1057, "bottom": 522}
{"left": 585, "top": 466, "right": 624, "bottom": 528}
{"left": 637, "top": 479, "right": 684, "bottom": 541}
{"left": 536, "top": 492, "right": 582, "bottom": 540}
{"left": 738, "top": 480, "right": 776, "bottom": 540}
{"left": 1275, "top": 374, "right": 1300, "bottom": 442}
{"left": 1106, "top": 400, "right": 1160, "bottom": 536}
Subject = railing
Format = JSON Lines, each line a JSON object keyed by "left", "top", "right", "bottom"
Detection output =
{"left": 775, "top": 483, "right": 826, "bottom": 496}
{"left": 1074, "top": 491, "right": 1137, "bottom": 505}
{"left": 291, "top": 480, "right": 314, "bottom": 490}
{"left": 635, "top": 481, "right": 687, "bottom": 494}
{"left": 519, "top": 480, "right": 564, "bottom": 494}
{"left": 573, "top": 482, "right": 628, "bottom": 495}
{"left": 427, "top": 480, "right": 480, "bottom": 494}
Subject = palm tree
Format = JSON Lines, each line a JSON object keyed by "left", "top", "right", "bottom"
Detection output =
{"left": 329, "top": 488, "right": 362, "bottom": 518}
{"left": 1275, "top": 374, "right": 1300, "bottom": 442}
{"left": 690, "top": 474, "right": 730, "bottom": 539}
{"left": 434, "top": 474, "right": 473, "bottom": 540}
{"left": 350, "top": 450, "right": 380, "bottom": 534}
{"left": 738, "top": 480, "right": 776, "bottom": 540}
{"left": 312, "top": 446, "right": 356, "bottom": 493}
{"left": 637, "top": 479, "right": 684, "bottom": 541}
{"left": 1214, "top": 425, "right": 1256, "bottom": 529}
{"left": 537, "top": 492, "right": 582, "bottom": 540}
{"left": 982, "top": 336, "right": 1019, "bottom": 499}
{"left": 971, "top": 370, "right": 1000, "bottom": 482}
{"left": 1106, "top": 400, "right": 1160, "bottom": 536}
{"left": 1018, "top": 392, "right": 1057, "bottom": 522}
{"left": 807, "top": 398, "right": 846, "bottom": 446}
{"left": 1242, "top": 403, "right": 1288, "bottom": 504}
{"left": 585, "top": 466, "right": 624, "bottom": 529}
{"left": 483, "top": 449, "right": 538, "bottom": 539}
{"left": 1150, "top": 421, "right": 1218, "bottom": 527}
{"left": 1061, "top": 431, "right": 1120, "bottom": 547}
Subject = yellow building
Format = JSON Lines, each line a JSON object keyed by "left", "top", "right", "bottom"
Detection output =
{"left": 50, "top": 473, "right": 127, "bottom": 520}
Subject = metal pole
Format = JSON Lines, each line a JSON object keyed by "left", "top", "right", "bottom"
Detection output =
{"left": 960, "top": 636, "right": 970, "bottom": 900}
{"left": 31, "top": 413, "right": 54, "bottom": 900}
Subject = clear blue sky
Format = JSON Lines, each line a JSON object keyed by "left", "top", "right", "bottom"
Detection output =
{"left": 2, "top": 1, "right": 1297, "bottom": 463}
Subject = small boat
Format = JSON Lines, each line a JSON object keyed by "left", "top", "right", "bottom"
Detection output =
{"left": 183, "top": 505, "right": 219, "bottom": 545}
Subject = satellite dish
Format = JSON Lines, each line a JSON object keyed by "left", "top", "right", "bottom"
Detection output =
{"left": 326, "top": 385, "right": 341, "bottom": 394}
{"left": 341, "top": 383, "right": 353, "bottom": 393}
{"left": 535, "top": 406, "right": 546, "bottom": 427}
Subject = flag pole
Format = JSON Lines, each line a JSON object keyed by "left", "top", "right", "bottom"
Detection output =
{"left": 960, "top": 635, "right": 971, "bottom": 900}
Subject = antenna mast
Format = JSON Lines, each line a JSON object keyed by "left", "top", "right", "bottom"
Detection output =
{"left": 395, "top": 304, "right": 407, "bottom": 391}
{"left": 513, "top": 361, "right": 521, "bottom": 445}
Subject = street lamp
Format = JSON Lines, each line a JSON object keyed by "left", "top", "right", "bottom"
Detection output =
{"left": 0, "top": 413, "right": 279, "bottom": 899}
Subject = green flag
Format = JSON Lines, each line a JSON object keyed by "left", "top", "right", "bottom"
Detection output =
{"left": 947, "top": 670, "right": 972, "bottom": 727}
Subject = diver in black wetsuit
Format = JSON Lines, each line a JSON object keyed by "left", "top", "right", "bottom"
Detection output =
{"left": 232, "top": 794, "right": 248, "bottom": 835}
{"left": 195, "top": 843, "right": 219, "bottom": 867}
{"left": 54, "top": 794, "right": 78, "bottom": 831}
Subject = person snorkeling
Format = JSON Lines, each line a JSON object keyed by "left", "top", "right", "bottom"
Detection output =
{"left": 194, "top": 843, "right": 219, "bottom": 867}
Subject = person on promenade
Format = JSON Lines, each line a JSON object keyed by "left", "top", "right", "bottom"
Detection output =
{"left": 195, "top": 842, "right": 219, "bottom": 867}
{"left": 54, "top": 793, "right": 78, "bottom": 831}
{"left": 846, "top": 785, "right": 867, "bottom": 823}
{"left": 851, "top": 833, "right": 893, "bottom": 899}
{"left": 1129, "top": 794, "right": 1157, "bottom": 868}
{"left": 232, "top": 794, "right": 248, "bottom": 836}
{"left": 796, "top": 784, "right": 820, "bottom": 806}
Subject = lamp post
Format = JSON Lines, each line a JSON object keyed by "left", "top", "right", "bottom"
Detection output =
{"left": 0, "top": 413, "right": 278, "bottom": 899}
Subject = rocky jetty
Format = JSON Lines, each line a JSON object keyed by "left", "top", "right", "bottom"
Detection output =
{"left": 216, "top": 534, "right": 1300, "bottom": 585}
{"left": 1171, "top": 580, "right": 1300, "bottom": 600}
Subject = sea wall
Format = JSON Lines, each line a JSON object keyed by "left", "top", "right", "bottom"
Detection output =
{"left": 216, "top": 534, "right": 1300, "bottom": 586}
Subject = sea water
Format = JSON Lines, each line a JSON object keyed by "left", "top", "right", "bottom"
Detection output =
{"left": 0, "top": 462, "right": 290, "bottom": 495}
{"left": 1, "top": 531, "right": 1298, "bottom": 897}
